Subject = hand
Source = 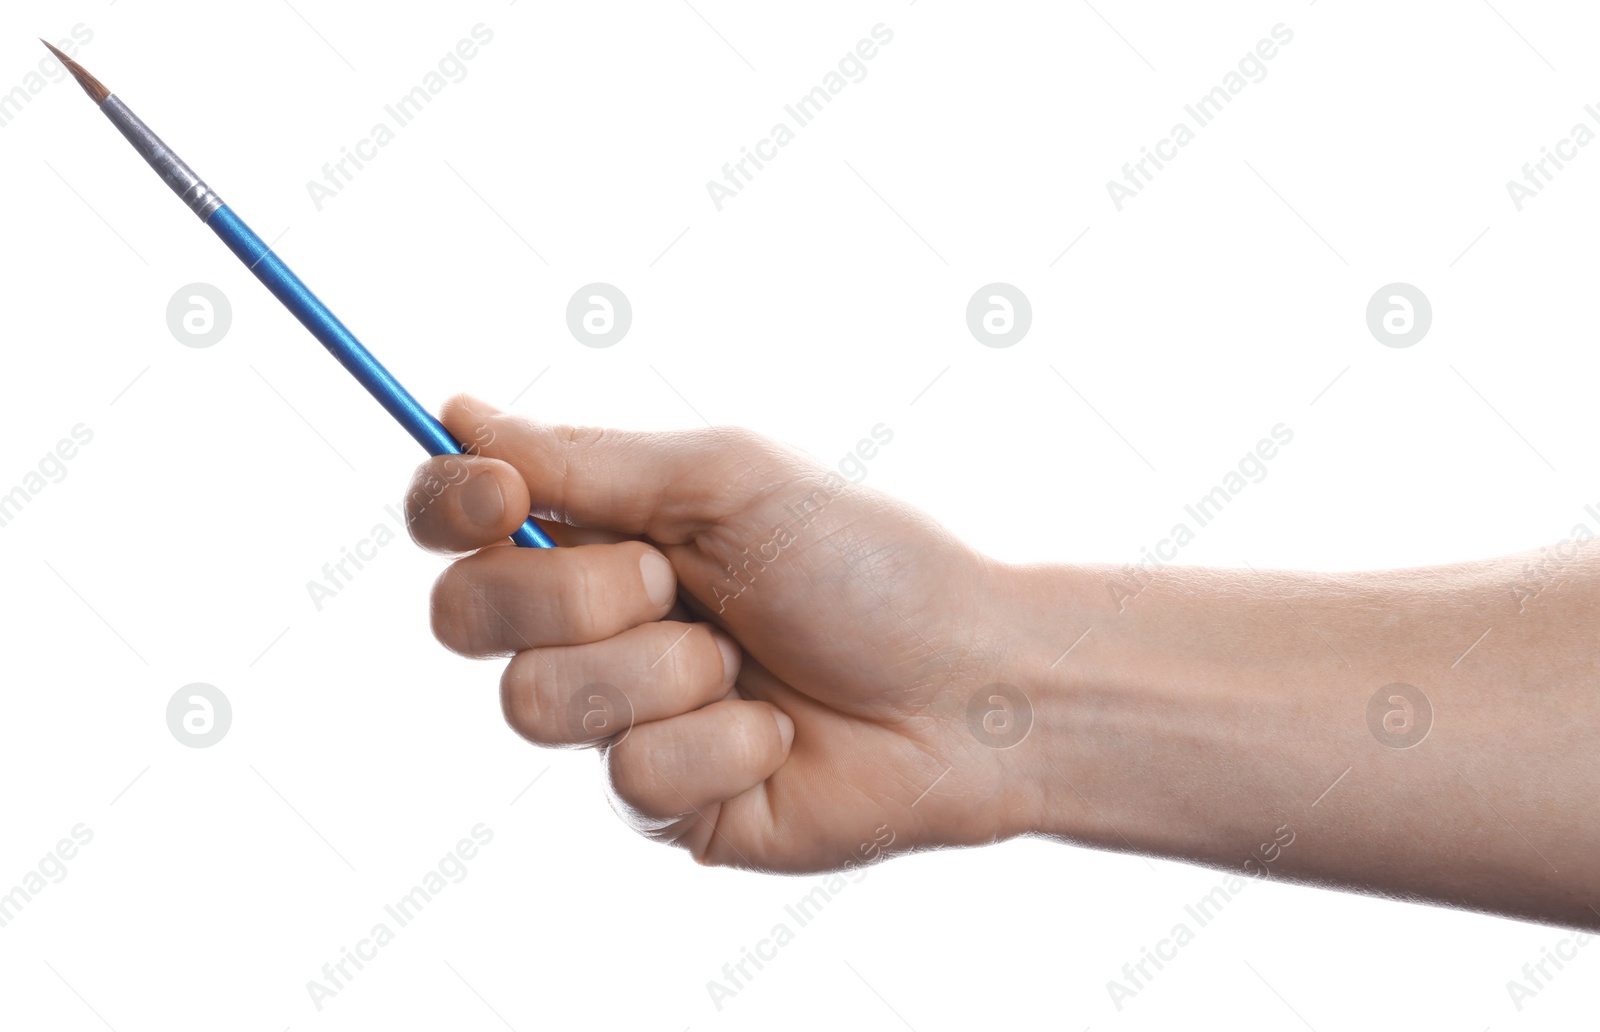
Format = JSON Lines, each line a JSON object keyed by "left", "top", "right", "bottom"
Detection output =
{"left": 404, "top": 395, "right": 1039, "bottom": 871}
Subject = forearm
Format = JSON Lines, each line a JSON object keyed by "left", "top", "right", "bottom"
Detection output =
{"left": 1001, "top": 551, "right": 1600, "bottom": 929}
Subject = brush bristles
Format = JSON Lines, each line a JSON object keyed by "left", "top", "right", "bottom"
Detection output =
{"left": 39, "top": 39, "right": 110, "bottom": 103}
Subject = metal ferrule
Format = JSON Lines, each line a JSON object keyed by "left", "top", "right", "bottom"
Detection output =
{"left": 99, "top": 95, "right": 223, "bottom": 220}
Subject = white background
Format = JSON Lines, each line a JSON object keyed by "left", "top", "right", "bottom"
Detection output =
{"left": 1, "top": 0, "right": 1597, "bottom": 1028}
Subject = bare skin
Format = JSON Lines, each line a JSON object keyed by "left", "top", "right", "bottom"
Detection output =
{"left": 406, "top": 394, "right": 1600, "bottom": 930}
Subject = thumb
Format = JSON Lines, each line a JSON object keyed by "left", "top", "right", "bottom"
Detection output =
{"left": 441, "top": 394, "right": 791, "bottom": 542}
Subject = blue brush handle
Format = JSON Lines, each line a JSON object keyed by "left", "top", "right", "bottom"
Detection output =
{"left": 205, "top": 204, "right": 555, "bottom": 549}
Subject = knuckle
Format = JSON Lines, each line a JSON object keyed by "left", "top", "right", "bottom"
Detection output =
{"left": 551, "top": 424, "right": 605, "bottom": 521}
{"left": 606, "top": 743, "right": 668, "bottom": 817}
{"left": 724, "top": 426, "right": 786, "bottom": 467}
{"left": 557, "top": 555, "right": 605, "bottom": 642}
{"left": 695, "top": 427, "right": 788, "bottom": 516}
{"left": 561, "top": 424, "right": 609, "bottom": 449}
{"left": 428, "top": 565, "right": 468, "bottom": 647}
{"left": 429, "top": 561, "right": 499, "bottom": 657}
{"left": 499, "top": 653, "right": 550, "bottom": 741}
{"left": 723, "top": 709, "right": 770, "bottom": 772}
{"left": 665, "top": 625, "right": 714, "bottom": 694}
{"left": 707, "top": 424, "right": 761, "bottom": 451}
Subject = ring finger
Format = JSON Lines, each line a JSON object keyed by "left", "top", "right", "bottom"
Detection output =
{"left": 500, "top": 620, "right": 741, "bottom": 747}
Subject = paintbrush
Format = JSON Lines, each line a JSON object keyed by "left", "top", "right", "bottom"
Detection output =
{"left": 40, "top": 40, "right": 556, "bottom": 549}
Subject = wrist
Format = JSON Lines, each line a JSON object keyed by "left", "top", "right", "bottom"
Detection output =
{"left": 983, "top": 558, "right": 1240, "bottom": 852}
{"left": 991, "top": 560, "right": 1356, "bottom": 862}
{"left": 971, "top": 557, "right": 1106, "bottom": 843}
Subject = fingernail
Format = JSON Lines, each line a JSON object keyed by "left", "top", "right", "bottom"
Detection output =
{"left": 461, "top": 470, "right": 504, "bottom": 527}
{"left": 640, "top": 551, "right": 675, "bottom": 607}
{"left": 772, "top": 709, "right": 795, "bottom": 753}
{"left": 712, "top": 632, "right": 740, "bottom": 689}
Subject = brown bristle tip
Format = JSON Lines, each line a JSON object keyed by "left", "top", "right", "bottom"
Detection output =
{"left": 39, "top": 38, "right": 110, "bottom": 103}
